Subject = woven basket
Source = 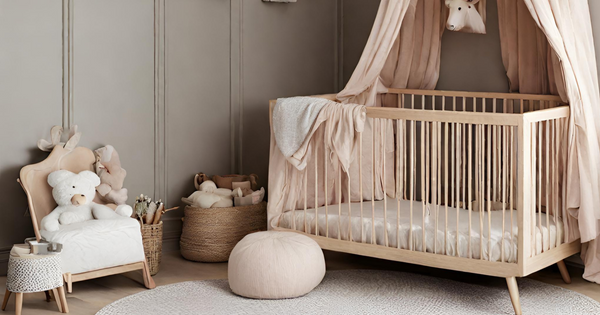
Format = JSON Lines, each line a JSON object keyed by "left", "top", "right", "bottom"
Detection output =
{"left": 180, "top": 201, "right": 267, "bottom": 262}
{"left": 141, "top": 221, "right": 163, "bottom": 276}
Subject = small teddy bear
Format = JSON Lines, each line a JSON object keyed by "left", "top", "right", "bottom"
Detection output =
{"left": 94, "top": 145, "right": 128, "bottom": 205}
{"left": 41, "top": 170, "right": 133, "bottom": 232}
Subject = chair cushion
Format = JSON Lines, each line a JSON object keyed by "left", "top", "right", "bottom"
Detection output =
{"left": 41, "top": 217, "right": 145, "bottom": 274}
{"left": 228, "top": 231, "right": 325, "bottom": 299}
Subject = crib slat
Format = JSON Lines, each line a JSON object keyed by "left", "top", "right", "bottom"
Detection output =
{"left": 315, "top": 138, "right": 319, "bottom": 237}
{"left": 372, "top": 119, "right": 376, "bottom": 244}
{"left": 453, "top": 96, "right": 456, "bottom": 111}
{"left": 410, "top": 118, "right": 415, "bottom": 250}
{"left": 531, "top": 122, "right": 537, "bottom": 256}
{"left": 538, "top": 122, "right": 542, "bottom": 254}
{"left": 446, "top": 122, "right": 451, "bottom": 255}
{"left": 422, "top": 120, "right": 427, "bottom": 253}
{"left": 348, "top": 166, "right": 352, "bottom": 242}
{"left": 475, "top": 125, "right": 485, "bottom": 260}
{"left": 325, "top": 127, "right": 328, "bottom": 238}
{"left": 359, "top": 130, "right": 364, "bottom": 243}
{"left": 290, "top": 167, "right": 296, "bottom": 231}
{"left": 510, "top": 126, "right": 515, "bottom": 257}
{"left": 442, "top": 95, "right": 445, "bottom": 111}
{"left": 338, "top": 162, "right": 342, "bottom": 240}
{"left": 304, "top": 165, "right": 308, "bottom": 233}
{"left": 493, "top": 100, "right": 497, "bottom": 202}
{"left": 456, "top": 122, "right": 461, "bottom": 257}
{"left": 546, "top": 121, "right": 550, "bottom": 251}
{"left": 468, "top": 122, "right": 473, "bottom": 259}
{"left": 520, "top": 99, "right": 524, "bottom": 114}
{"left": 461, "top": 122, "right": 466, "bottom": 257}
{"left": 553, "top": 119, "right": 558, "bottom": 248}
{"left": 560, "top": 118, "right": 565, "bottom": 246}
{"left": 439, "top": 122, "right": 443, "bottom": 251}
{"left": 383, "top": 120, "right": 388, "bottom": 247}
{"left": 397, "top": 119, "right": 401, "bottom": 249}
{"left": 487, "top": 124, "right": 492, "bottom": 261}
{"left": 433, "top": 122, "right": 439, "bottom": 254}
{"left": 502, "top": 125, "right": 507, "bottom": 262}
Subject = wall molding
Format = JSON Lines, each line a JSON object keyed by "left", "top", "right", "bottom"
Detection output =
{"left": 230, "top": 0, "right": 244, "bottom": 174}
{"left": 62, "top": 0, "right": 74, "bottom": 130}
{"left": 154, "top": 0, "right": 167, "bottom": 205}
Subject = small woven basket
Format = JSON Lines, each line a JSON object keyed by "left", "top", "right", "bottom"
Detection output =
{"left": 180, "top": 202, "right": 267, "bottom": 262}
{"left": 141, "top": 221, "right": 163, "bottom": 276}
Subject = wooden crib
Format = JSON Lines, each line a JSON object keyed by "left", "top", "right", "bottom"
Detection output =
{"left": 269, "top": 89, "right": 580, "bottom": 315}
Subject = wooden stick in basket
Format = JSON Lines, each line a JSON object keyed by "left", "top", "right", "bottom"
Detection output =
{"left": 152, "top": 202, "right": 164, "bottom": 224}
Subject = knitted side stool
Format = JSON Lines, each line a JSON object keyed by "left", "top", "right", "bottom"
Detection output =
{"left": 2, "top": 245, "right": 68, "bottom": 315}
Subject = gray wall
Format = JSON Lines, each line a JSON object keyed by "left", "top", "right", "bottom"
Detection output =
{"left": 0, "top": 0, "right": 339, "bottom": 274}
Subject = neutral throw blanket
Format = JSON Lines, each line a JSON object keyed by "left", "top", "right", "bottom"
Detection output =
{"left": 268, "top": 98, "right": 366, "bottom": 227}
{"left": 272, "top": 97, "right": 329, "bottom": 158}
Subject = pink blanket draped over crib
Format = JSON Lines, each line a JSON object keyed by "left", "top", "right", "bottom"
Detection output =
{"left": 268, "top": 101, "right": 367, "bottom": 228}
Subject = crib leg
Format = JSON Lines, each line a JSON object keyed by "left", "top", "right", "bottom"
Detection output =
{"left": 506, "top": 277, "right": 522, "bottom": 315}
{"left": 557, "top": 260, "right": 571, "bottom": 284}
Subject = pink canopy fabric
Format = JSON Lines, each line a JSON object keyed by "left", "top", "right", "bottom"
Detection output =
{"left": 522, "top": 0, "right": 600, "bottom": 284}
{"left": 337, "top": 0, "right": 600, "bottom": 282}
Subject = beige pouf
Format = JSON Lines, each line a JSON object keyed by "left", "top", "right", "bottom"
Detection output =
{"left": 228, "top": 231, "right": 325, "bottom": 299}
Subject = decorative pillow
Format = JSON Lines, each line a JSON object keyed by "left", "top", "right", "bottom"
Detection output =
{"left": 213, "top": 174, "right": 258, "bottom": 191}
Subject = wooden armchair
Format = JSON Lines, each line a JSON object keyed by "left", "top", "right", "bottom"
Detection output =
{"left": 18, "top": 145, "right": 155, "bottom": 293}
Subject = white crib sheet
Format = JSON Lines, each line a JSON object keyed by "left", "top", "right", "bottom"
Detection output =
{"left": 278, "top": 198, "right": 563, "bottom": 263}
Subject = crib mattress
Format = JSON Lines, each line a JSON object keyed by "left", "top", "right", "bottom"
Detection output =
{"left": 278, "top": 198, "right": 563, "bottom": 263}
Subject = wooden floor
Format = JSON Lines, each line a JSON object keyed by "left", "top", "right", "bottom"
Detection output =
{"left": 1, "top": 250, "right": 598, "bottom": 315}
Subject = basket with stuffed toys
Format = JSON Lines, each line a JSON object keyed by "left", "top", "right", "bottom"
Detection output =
{"left": 179, "top": 173, "right": 267, "bottom": 262}
{"left": 133, "top": 195, "right": 178, "bottom": 275}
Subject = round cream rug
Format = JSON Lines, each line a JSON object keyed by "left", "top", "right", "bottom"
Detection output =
{"left": 96, "top": 270, "right": 600, "bottom": 315}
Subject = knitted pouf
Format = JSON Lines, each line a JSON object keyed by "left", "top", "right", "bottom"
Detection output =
{"left": 228, "top": 231, "right": 325, "bottom": 299}
{"left": 7, "top": 254, "right": 63, "bottom": 293}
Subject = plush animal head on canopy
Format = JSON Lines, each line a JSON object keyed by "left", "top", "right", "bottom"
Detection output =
{"left": 445, "top": 0, "right": 486, "bottom": 34}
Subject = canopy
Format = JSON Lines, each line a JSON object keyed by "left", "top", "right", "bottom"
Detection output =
{"left": 337, "top": 0, "right": 600, "bottom": 283}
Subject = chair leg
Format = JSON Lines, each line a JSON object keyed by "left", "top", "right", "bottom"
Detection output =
{"left": 57, "top": 286, "right": 68, "bottom": 313}
{"left": 63, "top": 273, "right": 73, "bottom": 293}
{"left": 51, "top": 288, "right": 62, "bottom": 313}
{"left": 44, "top": 290, "right": 51, "bottom": 302}
{"left": 1, "top": 289, "right": 11, "bottom": 311}
{"left": 506, "top": 277, "right": 522, "bottom": 315}
{"left": 557, "top": 260, "right": 571, "bottom": 284}
{"left": 142, "top": 260, "right": 156, "bottom": 289}
{"left": 14, "top": 293, "right": 23, "bottom": 315}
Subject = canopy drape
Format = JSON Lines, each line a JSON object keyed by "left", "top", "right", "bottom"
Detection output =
{"left": 337, "top": 0, "right": 446, "bottom": 202}
{"left": 338, "top": 0, "right": 600, "bottom": 283}
{"left": 337, "top": 0, "right": 446, "bottom": 106}
{"left": 519, "top": 0, "right": 600, "bottom": 284}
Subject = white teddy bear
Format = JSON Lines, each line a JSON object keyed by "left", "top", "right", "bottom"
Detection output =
{"left": 41, "top": 170, "right": 134, "bottom": 232}
{"left": 184, "top": 180, "right": 242, "bottom": 208}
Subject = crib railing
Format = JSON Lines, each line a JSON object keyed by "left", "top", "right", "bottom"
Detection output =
{"left": 274, "top": 89, "right": 572, "bottom": 277}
